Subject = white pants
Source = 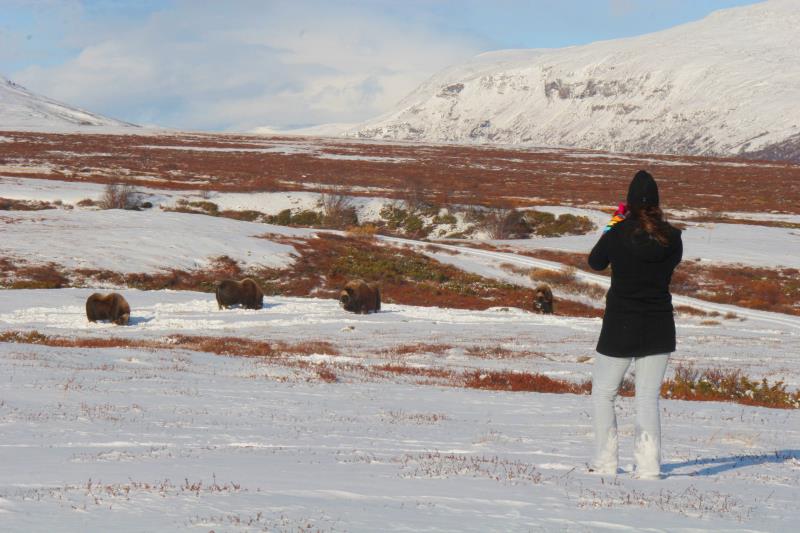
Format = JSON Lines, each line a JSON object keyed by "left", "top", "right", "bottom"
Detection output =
{"left": 591, "top": 353, "right": 669, "bottom": 478}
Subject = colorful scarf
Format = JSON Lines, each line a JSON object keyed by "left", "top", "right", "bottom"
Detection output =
{"left": 604, "top": 203, "right": 628, "bottom": 233}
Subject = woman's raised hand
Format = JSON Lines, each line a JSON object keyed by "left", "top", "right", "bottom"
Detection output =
{"left": 603, "top": 203, "right": 628, "bottom": 233}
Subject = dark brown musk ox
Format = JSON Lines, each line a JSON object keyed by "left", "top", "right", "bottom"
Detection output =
{"left": 215, "top": 278, "right": 264, "bottom": 310}
{"left": 339, "top": 279, "right": 381, "bottom": 314}
{"left": 85, "top": 292, "right": 131, "bottom": 325}
{"left": 533, "top": 284, "right": 554, "bottom": 314}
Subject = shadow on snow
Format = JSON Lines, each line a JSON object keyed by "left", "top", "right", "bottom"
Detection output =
{"left": 663, "top": 449, "right": 800, "bottom": 476}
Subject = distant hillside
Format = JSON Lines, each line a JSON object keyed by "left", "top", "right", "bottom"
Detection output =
{"left": 349, "top": 0, "right": 800, "bottom": 161}
{"left": 0, "top": 75, "right": 136, "bottom": 130}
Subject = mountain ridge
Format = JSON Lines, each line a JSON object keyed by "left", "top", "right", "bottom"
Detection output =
{"left": 0, "top": 75, "right": 136, "bottom": 130}
{"left": 347, "top": 0, "right": 800, "bottom": 161}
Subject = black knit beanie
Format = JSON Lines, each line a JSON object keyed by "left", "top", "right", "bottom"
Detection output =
{"left": 627, "top": 170, "right": 659, "bottom": 209}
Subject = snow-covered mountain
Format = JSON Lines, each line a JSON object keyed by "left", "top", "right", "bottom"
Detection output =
{"left": 349, "top": 0, "right": 800, "bottom": 160}
{"left": 0, "top": 75, "right": 136, "bottom": 130}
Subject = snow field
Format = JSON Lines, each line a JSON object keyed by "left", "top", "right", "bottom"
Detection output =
{"left": 1, "top": 171, "right": 798, "bottom": 530}
{"left": 1, "top": 288, "right": 798, "bottom": 388}
{"left": 0, "top": 177, "right": 467, "bottom": 237}
{"left": 0, "top": 176, "right": 179, "bottom": 206}
{"left": 493, "top": 217, "right": 800, "bottom": 270}
{"left": 1, "top": 332, "right": 798, "bottom": 531}
{"left": 0, "top": 208, "right": 309, "bottom": 273}
{"left": 3, "top": 178, "right": 799, "bottom": 272}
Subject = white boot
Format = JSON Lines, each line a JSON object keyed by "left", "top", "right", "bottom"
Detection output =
{"left": 590, "top": 427, "right": 619, "bottom": 475}
{"left": 633, "top": 430, "right": 661, "bottom": 479}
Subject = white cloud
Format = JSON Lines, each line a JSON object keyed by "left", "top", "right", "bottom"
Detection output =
{"left": 11, "top": 0, "right": 487, "bottom": 131}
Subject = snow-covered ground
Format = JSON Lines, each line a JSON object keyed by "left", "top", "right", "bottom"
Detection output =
{"left": 494, "top": 214, "right": 800, "bottom": 270}
{"left": 4, "top": 177, "right": 799, "bottom": 271}
{"left": 474, "top": 204, "right": 800, "bottom": 270}
{"left": 1, "top": 289, "right": 799, "bottom": 531}
{"left": 0, "top": 209, "right": 309, "bottom": 273}
{"left": 722, "top": 212, "right": 800, "bottom": 224}
{"left": 206, "top": 190, "right": 396, "bottom": 222}
{"left": 1, "top": 288, "right": 799, "bottom": 387}
{"left": 0, "top": 176, "right": 400, "bottom": 225}
{"left": 0, "top": 176, "right": 172, "bottom": 205}
{"left": 2, "top": 186, "right": 799, "bottom": 333}
{"left": 2, "top": 172, "right": 799, "bottom": 530}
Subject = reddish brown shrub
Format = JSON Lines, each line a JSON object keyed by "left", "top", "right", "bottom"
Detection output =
{"left": 0, "top": 197, "right": 56, "bottom": 211}
{"left": 464, "top": 345, "right": 515, "bottom": 358}
{"left": 269, "top": 233, "right": 602, "bottom": 317}
{"left": 464, "top": 370, "right": 592, "bottom": 395}
{"left": 0, "top": 331, "right": 338, "bottom": 360}
{"left": 347, "top": 224, "right": 378, "bottom": 240}
{"left": 283, "top": 340, "right": 340, "bottom": 356}
{"left": 373, "top": 364, "right": 452, "bottom": 379}
{"left": 0, "top": 330, "right": 153, "bottom": 349}
{"left": 167, "top": 335, "right": 275, "bottom": 357}
{"left": 3, "top": 130, "right": 800, "bottom": 216}
{"left": 0, "top": 257, "right": 18, "bottom": 272}
{"left": 530, "top": 266, "right": 576, "bottom": 285}
{"left": 675, "top": 305, "right": 711, "bottom": 317}
{"left": 12, "top": 263, "right": 68, "bottom": 289}
{"left": 523, "top": 249, "right": 800, "bottom": 316}
{"left": 316, "top": 365, "right": 338, "bottom": 383}
{"left": 381, "top": 343, "right": 453, "bottom": 356}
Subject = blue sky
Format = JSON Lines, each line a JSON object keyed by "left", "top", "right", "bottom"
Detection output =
{"left": 0, "top": 0, "right": 763, "bottom": 130}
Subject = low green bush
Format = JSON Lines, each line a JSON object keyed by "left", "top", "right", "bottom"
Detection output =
{"left": 524, "top": 210, "right": 595, "bottom": 237}
{"left": 433, "top": 212, "right": 457, "bottom": 225}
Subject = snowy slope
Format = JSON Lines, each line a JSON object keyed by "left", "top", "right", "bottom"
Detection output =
{"left": 0, "top": 75, "right": 136, "bottom": 130}
{"left": 350, "top": 0, "right": 800, "bottom": 159}
{"left": 252, "top": 122, "right": 356, "bottom": 136}
{"left": 4, "top": 177, "right": 799, "bottom": 271}
{"left": 0, "top": 209, "right": 309, "bottom": 273}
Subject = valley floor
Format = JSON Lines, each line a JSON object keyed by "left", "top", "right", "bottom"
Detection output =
{"left": 1, "top": 290, "right": 799, "bottom": 532}
{"left": 2, "top": 140, "right": 799, "bottom": 531}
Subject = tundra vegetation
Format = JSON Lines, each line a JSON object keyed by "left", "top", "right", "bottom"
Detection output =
{"left": 4, "top": 131, "right": 799, "bottom": 214}
{"left": 99, "top": 182, "right": 143, "bottom": 210}
{"left": 164, "top": 195, "right": 595, "bottom": 241}
{"left": 511, "top": 249, "right": 800, "bottom": 316}
{"left": 0, "top": 235, "right": 600, "bottom": 317}
{"left": 1, "top": 131, "right": 799, "bottom": 530}
{"left": 1, "top": 330, "right": 796, "bottom": 409}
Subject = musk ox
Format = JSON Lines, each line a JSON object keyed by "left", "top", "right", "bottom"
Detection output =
{"left": 533, "top": 284, "right": 554, "bottom": 314}
{"left": 86, "top": 292, "right": 131, "bottom": 325}
{"left": 339, "top": 279, "right": 381, "bottom": 314}
{"left": 215, "top": 278, "right": 264, "bottom": 310}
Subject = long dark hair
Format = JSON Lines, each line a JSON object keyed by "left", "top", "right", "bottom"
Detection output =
{"left": 629, "top": 205, "right": 671, "bottom": 246}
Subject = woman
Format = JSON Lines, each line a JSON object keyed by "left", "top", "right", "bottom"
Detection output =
{"left": 587, "top": 170, "right": 682, "bottom": 479}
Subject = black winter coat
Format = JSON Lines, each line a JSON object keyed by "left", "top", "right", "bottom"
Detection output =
{"left": 588, "top": 217, "right": 683, "bottom": 357}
